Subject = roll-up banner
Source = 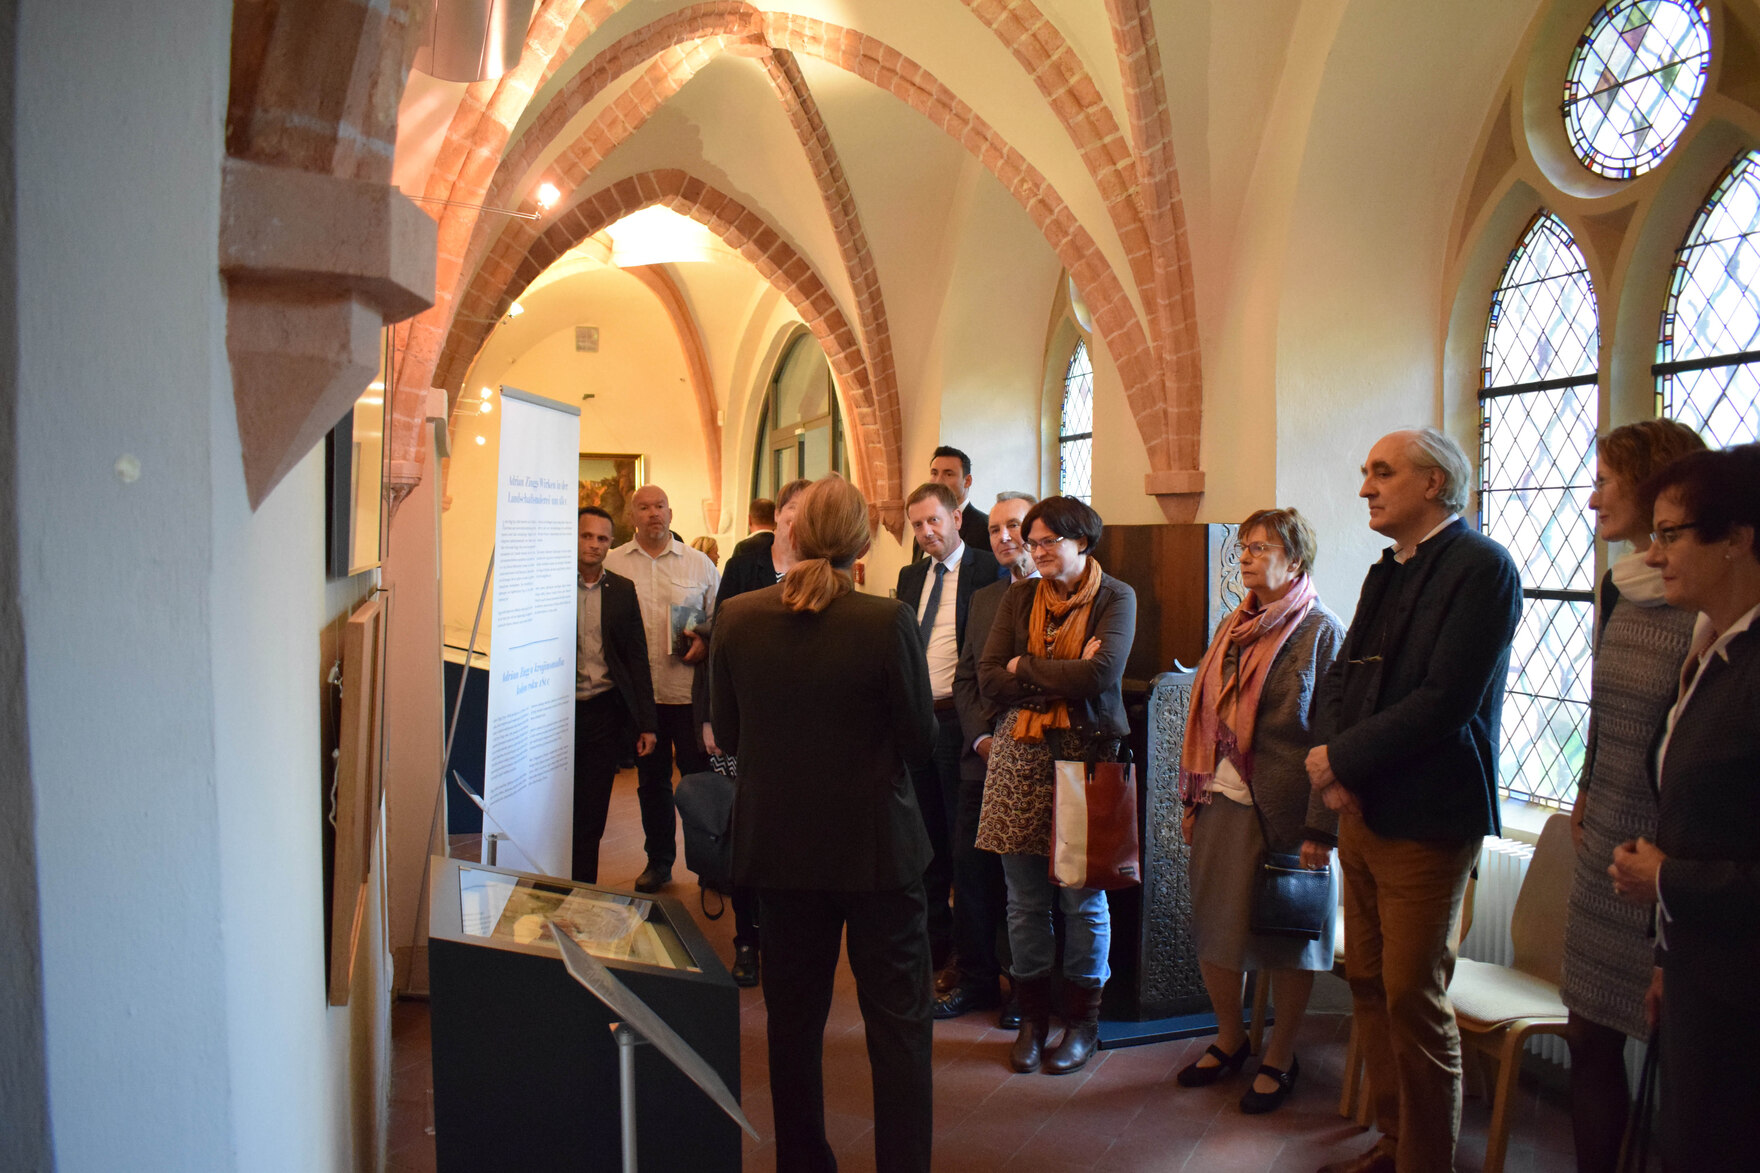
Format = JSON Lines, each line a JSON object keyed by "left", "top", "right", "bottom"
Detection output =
{"left": 481, "top": 386, "right": 581, "bottom": 877}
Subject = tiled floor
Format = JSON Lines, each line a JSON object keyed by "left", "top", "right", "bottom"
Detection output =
{"left": 389, "top": 769, "right": 1576, "bottom": 1171}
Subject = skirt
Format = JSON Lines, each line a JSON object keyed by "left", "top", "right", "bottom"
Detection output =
{"left": 1188, "top": 795, "right": 1337, "bottom": 972}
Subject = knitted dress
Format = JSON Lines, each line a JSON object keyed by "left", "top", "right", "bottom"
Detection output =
{"left": 1558, "top": 564, "right": 1696, "bottom": 1038}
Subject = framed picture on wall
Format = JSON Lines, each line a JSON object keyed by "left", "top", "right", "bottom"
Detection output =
{"left": 579, "top": 452, "right": 646, "bottom": 547}
{"left": 324, "top": 333, "right": 390, "bottom": 578}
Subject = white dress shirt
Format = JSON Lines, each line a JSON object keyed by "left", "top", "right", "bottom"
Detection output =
{"left": 915, "top": 542, "right": 963, "bottom": 700}
{"left": 604, "top": 537, "right": 720, "bottom": 705}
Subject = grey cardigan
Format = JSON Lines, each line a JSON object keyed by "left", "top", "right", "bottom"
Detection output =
{"left": 1194, "top": 604, "right": 1347, "bottom": 850}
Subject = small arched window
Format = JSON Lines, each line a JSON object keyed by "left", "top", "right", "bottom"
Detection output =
{"left": 750, "top": 334, "right": 848, "bottom": 502}
{"left": 1480, "top": 211, "right": 1600, "bottom": 807}
{"left": 1058, "top": 341, "right": 1094, "bottom": 502}
{"left": 1657, "top": 148, "right": 1760, "bottom": 447}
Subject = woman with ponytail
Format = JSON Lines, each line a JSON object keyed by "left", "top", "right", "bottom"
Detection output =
{"left": 709, "top": 474, "right": 939, "bottom": 1173}
{"left": 975, "top": 495, "right": 1137, "bottom": 1077}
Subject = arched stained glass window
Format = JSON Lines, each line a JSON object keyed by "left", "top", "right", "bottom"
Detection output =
{"left": 1563, "top": 0, "right": 1710, "bottom": 180}
{"left": 1657, "top": 149, "right": 1760, "bottom": 446}
{"left": 1480, "top": 212, "right": 1600, "bottom": 807}
{"left": 1059, "top": 341, "right": 1094, "bottom": 502}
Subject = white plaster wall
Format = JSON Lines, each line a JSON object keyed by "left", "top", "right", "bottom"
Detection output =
{"left": 16, "top": 0, "right": 234, "bottom": 1165}
{"left": 1273, "top": 0, "right": 1541, "bottom": 609}
{"left": 16, "top": 1, "right": 389, "bottom": 1167}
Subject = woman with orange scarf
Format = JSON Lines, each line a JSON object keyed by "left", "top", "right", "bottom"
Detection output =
{"left": 1176, "top": 507, "right": 1344, "bottom": 1114}
{"left": 976, "top": 496, "right": 1137, "bottom": 1076}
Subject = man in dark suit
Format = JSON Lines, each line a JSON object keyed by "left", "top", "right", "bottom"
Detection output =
{"left": 910, "top": 445, "right": 991, "bottom": 560}
{"left": 1307, "top": 428, "right": 1522, "bottom": 1173}
{"left": 571, "top": 506, "right": 658, "bottom": 885}
{"left": 940, "top": 491, "right": 1039, "bottom": 1021}
{"left": 728, "top": 496, "right": 775, "bottom": 561}
{"left": 897, "top": 481, "right": 1000, "bottom": 970}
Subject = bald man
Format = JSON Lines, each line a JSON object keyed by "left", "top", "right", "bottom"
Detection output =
{"left": 605, "top": 484, "right": 721, "bottom": 892}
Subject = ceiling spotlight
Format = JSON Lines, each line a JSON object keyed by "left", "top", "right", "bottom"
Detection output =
{"left": 475, "top": 434, "right": 487, "bottom": 446}
{"left": 536, "top": 182, "right": 561, "bottom": 209}
{"left": 479, "top": 400, "right": 493, "bottom": 413}
{"left": 481, "top": 386, "right": 494, "bottom": 399}
{"left": 507, "top": 302, "right": 524, "bottom": 318}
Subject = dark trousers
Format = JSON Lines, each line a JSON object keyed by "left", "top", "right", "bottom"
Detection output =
{"left": 732, "top": 886, "right": 760, "bottom": 949}
{"left": 634, "top": 702, "right": 707, "bottom": 868}
{"left": 951, "top": 770, "right": 1007, "bottom": 983}
{"left": 570, "top": 690, "right": 629, "bottom": 884}
{"left": 907, "top": 709, "right": 963, "bottom": 961}
{"left": 1661, "top": 959, "right": 1760, "bottom": 1168}
{"left": 760, "top": 884, "right": 933, "bottom": 1173}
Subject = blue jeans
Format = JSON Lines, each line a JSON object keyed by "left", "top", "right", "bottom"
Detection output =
{"left": 1000, "top": 853, "right": 1110, "bottom": 987}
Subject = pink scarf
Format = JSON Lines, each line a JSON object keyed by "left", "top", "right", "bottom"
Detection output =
{"left": 1179, "top": 575, "right": 1318, "bottom": 803}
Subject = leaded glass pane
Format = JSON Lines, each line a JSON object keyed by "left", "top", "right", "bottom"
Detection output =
{"left": 1564, "top": 0, "right": 1710, "bottom": 180}
{"left": 1499, "top": 598, "right": 1595, "bottom": 807}
{"left": 1059, "top": 341, "right": 1093, "bottom": 502}
{"left": 1480, "top": 386, "right": 1598, "bottom": 592}
{"left": 1482, "top": 212, "right": 1599, "bottom": 809}
{"left": 1659, "top": 150, "right": 1760, "bottom": 447}
{"left": 1483, "top": 214, "right": 1599, "bottom": 388}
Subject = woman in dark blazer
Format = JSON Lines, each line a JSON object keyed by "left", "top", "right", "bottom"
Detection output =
{"left": 1609, "top": 444, "right": 1760, "bottom": 1170}
{"left": 975, "top": 495, "right": 1136, "bottom": 1077}
{"left": 710, "top": 475, "right": 937, "bottom": 1173}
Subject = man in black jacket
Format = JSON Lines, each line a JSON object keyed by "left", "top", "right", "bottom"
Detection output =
{"left": 940, "top": 491, "right": 1038, "bottom": 1020}
{"left": 571, "top": 506, "right": 658, "bottom": 884}
{"left": 910, "top": 445, "right": 991, "bottom": 560}
{"left": 897, "top": 482, "right": 999, "bottom": 970}
{"left": 1306, "top": 428, "right": 1521, "bottom": 1173}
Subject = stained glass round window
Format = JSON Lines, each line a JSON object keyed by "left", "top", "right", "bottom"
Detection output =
{"left": 1563, "top": 0, "right": 1710, "bottom": 180}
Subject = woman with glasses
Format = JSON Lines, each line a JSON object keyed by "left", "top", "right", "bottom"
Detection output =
{"left": 1609, "top": 444, "right": 1760, "bottom": 1171}
{"left": 1174, "top": 508, "right": 1344, "bottom": 1113}
{"left": 1558, "top": 419, "right": 1703, "bottom": 1172}
{"left": 976, "top": 496, "right": 1136, "bottom": 1075}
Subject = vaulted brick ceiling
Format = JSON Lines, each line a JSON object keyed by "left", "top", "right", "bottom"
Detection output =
{"left": 385, "top": 0, "right": 1208, "bottom": 529}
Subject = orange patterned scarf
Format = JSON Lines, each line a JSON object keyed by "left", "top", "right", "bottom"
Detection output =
{"left": 1012, "top": 557, "right": 1105, "bottom": 743}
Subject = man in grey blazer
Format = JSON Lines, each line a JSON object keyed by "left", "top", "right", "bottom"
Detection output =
{"left": 940, "top": 492, "right": 1039, "bottom": 1021}
{"left": 897, "top": 482, "right": 1001, "bottom": 970}
{"left": 1307, "top": 428, "right": 1522, "bottom": 1173}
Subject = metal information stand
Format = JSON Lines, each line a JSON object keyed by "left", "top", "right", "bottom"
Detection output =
{"left": 549, "top": 923, "right": 757, "bottom": 1171}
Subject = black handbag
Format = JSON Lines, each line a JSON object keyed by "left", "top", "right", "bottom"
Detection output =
{"left": 1242, "top": 777, "right": 1330, "bottom": 940}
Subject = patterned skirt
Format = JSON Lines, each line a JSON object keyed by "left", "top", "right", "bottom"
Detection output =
{"left": 974, "top": 708, "right": 1085, "bottom": 858}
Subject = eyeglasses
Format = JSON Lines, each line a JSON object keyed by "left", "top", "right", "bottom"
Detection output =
{"left": 1234, "top": 541, "right": 1286, "bottom": 558}
{"left": 1650, "top": 522, "right": 1701, "bottom": 548}
{"left": 1025, "top": 535, "right": 1070, "bottom": 553}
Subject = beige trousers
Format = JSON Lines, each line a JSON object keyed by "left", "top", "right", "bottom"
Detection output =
{"left": 1337, "top": 810, "right": 1480, "bottom": 1173}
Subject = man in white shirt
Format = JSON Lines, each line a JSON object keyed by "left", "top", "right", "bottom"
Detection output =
{"left": 896, "top": 482, "right": 999, "bottom": 970}
{"left": 604, "top": 485, "right": 721, "bottom": 892}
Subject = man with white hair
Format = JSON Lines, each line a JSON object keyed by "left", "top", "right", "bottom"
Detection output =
{"left": 1306, "top": 427, "right": 1521, "bottom": 1173}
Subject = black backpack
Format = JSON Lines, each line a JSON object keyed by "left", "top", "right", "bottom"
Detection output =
{"left": 674, "top": 758, "right": 736, "bottom": 913}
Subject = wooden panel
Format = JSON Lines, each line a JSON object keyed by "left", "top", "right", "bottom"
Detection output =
{"left": 1096, "top": 523, "right": 1225, "bottom": 687}
{"left": 329, "top": 593, "right": 386, "bottom": 1006}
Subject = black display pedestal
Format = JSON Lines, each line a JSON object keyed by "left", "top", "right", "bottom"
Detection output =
{"left": 427, "top": 857, "right": 742, "bottom": 1171}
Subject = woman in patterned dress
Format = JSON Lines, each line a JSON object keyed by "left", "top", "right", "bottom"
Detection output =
{"left": 1559, "top": 418, "right": 1703, "bottom": 1173}
{"left": 976, "top": 496, "right": 1136, "bottom": 1076}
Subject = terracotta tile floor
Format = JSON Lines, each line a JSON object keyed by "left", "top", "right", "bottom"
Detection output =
{"left": 389, "top": 769, "right": 1576, "bottom": 1171}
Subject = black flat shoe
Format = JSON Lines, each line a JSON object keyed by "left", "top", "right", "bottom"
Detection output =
{"left": 933, "top": 981, "right": 1001, "bottom": 1020}
{"left": 1239, "top": 1055, "right": 1299, "bottom": 1114}
{"left": 1176, "top": 1038, "right": 1251, "bottom": 1087}
{"left": 633, "top": 864, "right": 671, "bottom": 893}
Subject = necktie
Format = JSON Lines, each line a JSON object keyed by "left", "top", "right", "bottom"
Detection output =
{"left": 918, "top": 561, "right": 947, "bottom": 648}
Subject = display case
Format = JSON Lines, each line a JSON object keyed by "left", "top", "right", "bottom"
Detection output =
{"left": 427, "top": 856, "right": 742, "bottom": 1170}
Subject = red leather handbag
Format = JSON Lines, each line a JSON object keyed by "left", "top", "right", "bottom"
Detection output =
{"left": 1049, "top": 745, "right": 1140, "bottom": 890}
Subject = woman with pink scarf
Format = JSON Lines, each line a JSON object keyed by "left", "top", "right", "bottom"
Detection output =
{"left": 1175, "top": 507, "right": 1345, "bottom": 1114}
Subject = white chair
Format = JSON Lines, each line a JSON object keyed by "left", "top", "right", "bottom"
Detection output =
{"left": 1445, "top": 813, "right": 1574, "bottom": 1173}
